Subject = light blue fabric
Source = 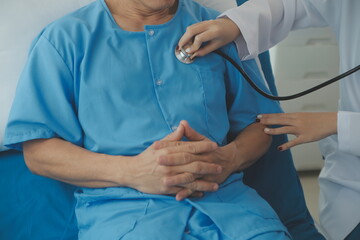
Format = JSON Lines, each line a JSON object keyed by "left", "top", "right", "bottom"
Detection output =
{"left": 4, "top": 0, "right": 291, "bottom": 239}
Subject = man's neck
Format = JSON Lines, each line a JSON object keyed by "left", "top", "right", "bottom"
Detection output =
{"left": 105, "top": 0, "right": 178, "bottom": 31}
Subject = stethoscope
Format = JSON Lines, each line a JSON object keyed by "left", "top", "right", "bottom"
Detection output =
{"left": 175, "top": 47, "right": 360, "bottom": 101}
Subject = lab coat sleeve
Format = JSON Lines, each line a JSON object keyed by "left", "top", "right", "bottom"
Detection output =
{"left": 220, "top": 0, "right": 328, "bottom": 60}
{"left": 337, "top": 111, "right": 360, "bottom": 157}
{"left": 4, "top": 35, "right": 83, "bottom": 150}
{"left": 223, "top": 44, "right": 283, "bottom": 141}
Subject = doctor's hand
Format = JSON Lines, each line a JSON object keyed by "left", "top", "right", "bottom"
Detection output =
{"left": 128, "top": 123, "right": 221, "bottom": 198}
{"left": 178, "top": 17, "right": 240, "bottom": 57}
{"left": 257, "top": 112, "right": 337, "bottom": 151}
{"left": 154, "top": 120, "right": 239, "bottom": 201}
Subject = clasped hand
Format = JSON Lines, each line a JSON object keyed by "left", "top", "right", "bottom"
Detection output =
{"left": 128, "top": 121, "right": 238, "bottom": 201}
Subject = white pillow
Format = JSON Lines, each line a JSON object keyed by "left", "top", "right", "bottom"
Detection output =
{"left": 0, "top": 0, "right": 94, "bottom": 151}
{"left": 0, "top": 0, "right": 236, "bottom": 151}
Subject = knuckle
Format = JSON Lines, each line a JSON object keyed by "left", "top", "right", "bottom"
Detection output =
{"left": 193, "top": 35, "right": 203, "bottom": 45}
{"left": 161, "top": 148, "right": 169, "bottom": 156}
{"left": 193, "top": 163, "right": 202, "bottom": 173}
{"left": 184, "top": 173, "right": 195, "bottom": 184}
{"left": 161, "top": 166, "right": 172, "bottom": 175}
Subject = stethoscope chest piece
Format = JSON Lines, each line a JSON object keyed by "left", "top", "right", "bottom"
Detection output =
{"left": 175, "top": 47, "right": 194, "bottom": 64}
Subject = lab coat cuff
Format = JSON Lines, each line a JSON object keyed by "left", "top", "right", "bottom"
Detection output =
{"left": 337, "top": 111, "right": 360, "bottom": 157}
{"left": 219, "top": 6, "right": 257, "bottom": 61}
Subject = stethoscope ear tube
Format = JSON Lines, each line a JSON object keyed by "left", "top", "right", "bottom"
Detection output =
{"left": 214, "top": 49, "right": 360, "bottom": 101}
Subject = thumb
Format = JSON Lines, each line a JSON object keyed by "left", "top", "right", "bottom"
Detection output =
{"left": 181, "top": 120, "right": 206, "bottom": 141}
{"left": 161, "top": 123, "right": 185, "bottom": 141}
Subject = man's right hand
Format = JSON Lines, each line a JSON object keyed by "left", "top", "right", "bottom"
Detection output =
{"left": 125, "top": 124, "right": 222, "bottom": 196}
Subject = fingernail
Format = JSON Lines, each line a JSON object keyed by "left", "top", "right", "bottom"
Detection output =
{"left": 264, "top": 128, "right": 270, "bottom": 133}
{"left": 213, "top": 184, "right": 219, "bottom": 191}
{"left": 278, "top": 146, "right": 283, "bottom": 151}
{"left": 257, "top": 114, "right": 263, "bottom": 119}
{"left": 185, "top": 47, "right": 191, "bottom": 53}
{"left": 217, "top": 166, "right": 222, "bottom": 173}
{"left": 212, "top": 142, "right": 218, "bottom": 149}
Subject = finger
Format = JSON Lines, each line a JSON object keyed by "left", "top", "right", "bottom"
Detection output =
{"left": 195, "top": 41, "right": 223, "bottom": 57}
{"left": 162, "top": 185, "right": 185, "bottom": 195}
{"left": 257, "top": 113, "right": 295, "bottom": 120}
{"left": 163, "top": 172, "right": 200, "bottom": 186}
{"left": 175, "top": 161, "right": 222, "bottom": 175}
{"left": 190, "top": 30, "right": 216, "bottom": 54}
{"left": 155, "top": 141, "right": 217, "bottom": 157}
{"left": 277, "top": 138, "right": 302, "bottom": 151}
{"left": 175, "top": 180, "right": 218, "bottom": 201}
{"left": 183, "top": 180, "right": 219, "bottom": 192}
{"left": 175, "top": 188, "right": 194, "bottom": 201}
{"left": 158, "top": 150, "right": 217, "bottom": 167}
{"left": 160, "top": 124, "right": 185, "bottom": 141}
{"left": 264, "top": 126, "right": 297, "bottom": 136}
{"left": 158, "top": 151, "right": 215, "bottom": 166}
{"left": 258, "top": 117, "right": 295, "bottom": 126}
{"left": 181, "top": 120, "right": 207, "bottom": 141}
{"left": 178, "top": 21, "right": 211, "bottom": 49}
{"left": 189, "top": 191, "right": 204, "bottom": 198}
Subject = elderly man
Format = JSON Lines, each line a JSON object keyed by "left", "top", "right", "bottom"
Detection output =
{"left": 4, "top": 0, "right": 291, "bottom": 239}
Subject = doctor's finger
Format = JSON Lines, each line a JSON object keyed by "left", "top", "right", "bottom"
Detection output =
{"left": 178, "top": 21, "right": 212, "bottom": 49}
{"left": 277, "top": 138, "right": 303, "bottom": 151}
{"left": 258, "top": 116, "right": 295, "bottom": 126}
{"left": 258, "top": 113, "right": 293, "bottom": 119}
{"left": 189, "top": 31, "right": 219, "bottom": 56}
{"left": 264, "top": 126, "right": 297, "bottom": 136}
{"left": 195, "top": 42, "right": 223, "bottom": 57}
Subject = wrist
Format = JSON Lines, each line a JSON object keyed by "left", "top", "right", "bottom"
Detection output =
{"left": 219, "top": 142, "right": 241, "bottom": 173}
{"left": 106, "top": 154, "right": 135, "bottom": 188}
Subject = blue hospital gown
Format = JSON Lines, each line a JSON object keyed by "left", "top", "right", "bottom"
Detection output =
{"left": 4, "top": 0, "right": 291, "bottom": 239}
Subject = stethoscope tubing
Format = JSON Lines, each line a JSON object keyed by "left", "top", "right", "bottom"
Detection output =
{"left": 214, "top": 49, "right": 360, "bottom": 101}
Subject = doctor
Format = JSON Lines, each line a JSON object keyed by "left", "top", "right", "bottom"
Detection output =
{"left": 178, "top": 0, "right": 360, "bottom": 240}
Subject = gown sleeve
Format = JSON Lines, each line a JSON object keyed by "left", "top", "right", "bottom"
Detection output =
{"left": 220, "top": 0, "right": 328, "bottom": 60}
{"left": 4, "top": 35, "right": 83, "bottom": 150}
{"left": 337, "top": 111, "right": 360, "bottom": 157}
{"left": 223, "top": 44, "right": 283, "bottom": 141}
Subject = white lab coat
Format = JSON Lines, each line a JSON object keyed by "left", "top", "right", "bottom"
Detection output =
{"left": 222, "top": 1, "right": 360, "bottom": 239}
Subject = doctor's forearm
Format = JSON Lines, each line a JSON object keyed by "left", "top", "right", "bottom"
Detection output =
{"left": 23, "top": 138, "right": 132, "bottom": 188}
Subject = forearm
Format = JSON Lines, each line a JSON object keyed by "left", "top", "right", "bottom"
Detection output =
{"left": 229, "top": 122, "right": 272, "bottom": 171}
{"left": 23, "top": 138, "right": 130, "bottom": 188}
